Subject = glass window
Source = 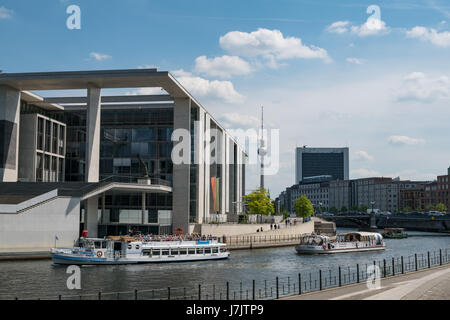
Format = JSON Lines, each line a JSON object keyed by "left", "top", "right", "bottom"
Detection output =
{"left": 37, "top": 118, "right": 44, "bottom": 150}
{"left": 179, "top": 249, "right": 187, "bottom": 255}
{"left": 161, "top": 250, "right": 169, "bottom": 256}
{"left": 188, "top": 248, "right": 195, "bottom": 255}
{"left": 59, "top": 126, "right": 65, "bottom": 155}
{"left": 197, "top": 248, "right": 204, "bottom": 255}
{"left": 205, "top": 248, "right": 211, "bottom": 254}
{"left": 170, "top": 249, "right": 179, "bottom": 256}
{"left": 36, "top": 153, "right": 43, "bottom": 182}
{"left": 152, "top": 249, "right": 160, "bottom": 256}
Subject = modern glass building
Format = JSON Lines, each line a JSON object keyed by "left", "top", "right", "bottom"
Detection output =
{"left": 0, "top": 69, "right": 246, "bottom": 248}
{"left": 295, "top": 147, "right": 349, "bottom": 184}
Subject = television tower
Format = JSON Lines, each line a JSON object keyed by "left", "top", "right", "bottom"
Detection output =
{"left": 258, "top": 106, "right": 267, "bottom": 190}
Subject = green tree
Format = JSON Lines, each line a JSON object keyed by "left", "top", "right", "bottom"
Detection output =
{"left": 402, "top": 206, "right": 412, "bottom": 213}
{"left": 293, "top": 195, "right": 314, "bottom": 219}
{"left": 350, "top": 206, "right": 359, "bottom": 212}
{"left": 436, "top": 203, "right": 448, "bottom": 212}
{"left": 359, "top": 205, "right": 369, "bottom": 213}
{"left": 341, "top": 206, "right": 348, "bottom": 213}
{"left": 329, "top": 206, "right": 338, "bottom": 214}
{"left": 243, "top": 188, "right": 274, "bottom": 216}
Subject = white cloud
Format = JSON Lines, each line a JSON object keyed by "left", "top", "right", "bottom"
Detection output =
{"left": 171, "top": 69, "right": 244, "bottom": 104}
{"left": 406, "top": 26, "right": 450, "bottom": 47}
{"left": 219, "top": 28, "right": 330, "bottom": 64}
{"left": 351, "top": 17, "right": 389, "bottom": 37}
{"left": 395, "top": 72, "right": 450, "bottom": 103}
{"left": 218, "top": 113, "right": 260, "bottom": 129}
{"left": 194, "top": 55, "right": 252, "bottom": 79}
{"left": 388, "top": 135, "right": 425, "bottom": 146}
{"left": 0, "top": 6, "right": 13, "bottom": 19}
{"left": 89, "top": 52, "right": 111, "bottom": 61}
{"left": 346, "top": 57, "right": 365, "bottom": 65}
{"left": 327, "top": 16, "right": 389, "bottom": 38}
{"left": 354, "top": 151, "right": 374, "bottom": 162}
{"left": 326, "top": 21, "right": 350, "bottom": 34}
{"left": 351, "top": 168, "right": 381, "bottom": 178}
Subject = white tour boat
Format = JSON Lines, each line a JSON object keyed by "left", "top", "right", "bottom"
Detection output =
{"left": 51, "top": 236, "right": 229, "bottom": 265}
{"left": 295, "top": 232, "right": 386, "bottom": 254}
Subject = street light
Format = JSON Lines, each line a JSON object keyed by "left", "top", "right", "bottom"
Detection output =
{"left": 370, "top": 201, "right": 376, "bottom": 214}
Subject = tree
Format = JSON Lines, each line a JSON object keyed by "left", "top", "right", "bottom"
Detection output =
{"left": 402, "top": 206, "right": 412, "bottom": 213}
{"left": 341, "top": 206, "right": 348, "bottom": 213}
{"left": 243, "top": 188, "right": 274, "bottom": 216}
{"left": 293, "top": 195, "right": 314, "bottom": 219}
{"left": 359, "top": 205, "right": 369, "bottom": 213}
{"left": 350, "top": 206, "right": 359, "bottom": 212}
{"left": 436, "top": 203, "right": 448, "bottom": 212}
{"left": 329, "top": 206, "right": 338, "bottom": 214}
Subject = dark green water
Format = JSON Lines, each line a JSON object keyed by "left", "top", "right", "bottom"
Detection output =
{"left": 0, "top": 229, "right": 448, "bottom": 300}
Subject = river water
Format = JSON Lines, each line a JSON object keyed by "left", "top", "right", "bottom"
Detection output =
{"left": 0, "top": 229, "right": 448, "bottom": 300}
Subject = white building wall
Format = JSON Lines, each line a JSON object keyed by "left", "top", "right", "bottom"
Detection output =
{"left": 0, "top": 197, "right": 80, "bottom": 250}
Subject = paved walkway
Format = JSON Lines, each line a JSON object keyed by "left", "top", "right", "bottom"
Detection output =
{"left": 281, "top": 264, "right": 450, "bottom": 300}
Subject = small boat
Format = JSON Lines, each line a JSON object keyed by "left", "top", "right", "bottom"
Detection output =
{"left": 295, "top": 232, "right": 386, "bottom": 254}
{"left": 382, "top": 228, "right": 408, "bottom": 239}
{"left": 51, "top": 236, "right": 229, "bottom": 265}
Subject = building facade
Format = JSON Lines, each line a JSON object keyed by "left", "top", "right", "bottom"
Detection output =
{"left": 0, "top": 69, "right": 246, "bottom": 247}
{"left": 295, "top": 147, "right": 349, "bottom": 184}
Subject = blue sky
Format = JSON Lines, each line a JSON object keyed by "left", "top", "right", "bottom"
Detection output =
{"left": 1, "top": 0, "right": 450, "bottom": 197}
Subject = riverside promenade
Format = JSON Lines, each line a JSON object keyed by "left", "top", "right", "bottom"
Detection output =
{"left": 281, "top": 264, "right": 450, "bottom": 300}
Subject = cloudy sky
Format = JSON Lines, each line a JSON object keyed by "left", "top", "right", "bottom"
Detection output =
{"left": 1, "top": 0, "right": 450, "bottom": 197}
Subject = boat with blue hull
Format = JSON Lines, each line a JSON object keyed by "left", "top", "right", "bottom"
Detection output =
{"left": 51, "top": 237, "right": 229, "bottom": 265}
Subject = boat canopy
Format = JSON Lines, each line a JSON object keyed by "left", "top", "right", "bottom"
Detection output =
{"left": 338, "top": 232, "right": 383, "bottom": 242}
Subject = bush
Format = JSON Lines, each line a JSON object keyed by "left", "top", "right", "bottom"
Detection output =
{"left": 238, "top": 214, "right": 248, "bottom": 224}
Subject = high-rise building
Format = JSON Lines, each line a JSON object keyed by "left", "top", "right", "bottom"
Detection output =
{"left": 295, "top": 147, "right": 349, "bottom": 184}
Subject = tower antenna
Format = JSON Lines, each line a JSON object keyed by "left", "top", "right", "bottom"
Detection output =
{"left": 258, "top": 106, "right": 266, "bottom": 190}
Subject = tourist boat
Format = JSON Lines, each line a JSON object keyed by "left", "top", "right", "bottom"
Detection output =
{"left": 51, "top": 236, "right": 229, "bottom": 265}
{"left": 382, "top": 228, "right": 408, "bottom": 239}
{"left": 295, "top": 232, "right": 386, "bottom": 254}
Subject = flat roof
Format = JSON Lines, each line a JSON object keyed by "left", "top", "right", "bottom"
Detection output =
{"left": 0, "top": 69, "right": 247, "bottom": 155}
{"left": 0, "top": 69, "right": 191, "bottom": 99}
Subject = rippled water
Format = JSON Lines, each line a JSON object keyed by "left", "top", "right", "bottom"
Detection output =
{"left": 0, "top": 229, "right": 448, "bottom": 300}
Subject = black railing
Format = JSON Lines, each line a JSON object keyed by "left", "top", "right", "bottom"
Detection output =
{"left": 6, "top": 247, "right": 449, "bottom": 301}
{"left": 99, "top": 175, "right": 172, "bottom": 187}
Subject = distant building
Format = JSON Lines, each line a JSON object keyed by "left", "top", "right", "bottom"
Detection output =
{"left": 295, "top": 147, "right": 349, "bottom": 184}
{"left": 275, "top": 175, "right": 332, "bottom": 214}
{"left": 423, "top": 168, "right": 450, "bottom": 210}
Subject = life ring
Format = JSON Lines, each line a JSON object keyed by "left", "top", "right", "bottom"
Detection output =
{"left": 97, "top": 251, "right": 103, "bottom": 258}
{"left": 323, "top": 244, "right": 327, "bottom": 250}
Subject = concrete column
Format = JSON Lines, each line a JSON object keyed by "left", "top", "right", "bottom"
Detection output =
{"left": 141, "top": 192, "right": 146, "bottom": 225}
{"left": 225, "top": 135, "right": 230, "bottom": 213}
{"left": 195, "top": 108, "right": 205, "bottom": 223}
{"left": 86, "top": 196, "right": 99, "bottom": 238}
{"left": 85, "top": 86, "right": 101, "bottom": 183}
{"left": 204, "top": 114, "right": 211, "bottom": 222}
{"left": 220, "top": 131, "right": 226, "bottom": 215}
{"left": 0, "top": 86, "right": 21, "bottom": 182}
{"left": 236, "top": 146, "right": 241, "bottom": 213}
{"left": 172, "top": 98, "right": 191, "bottom": 234}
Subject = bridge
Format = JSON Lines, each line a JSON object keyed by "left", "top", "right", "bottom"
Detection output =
{"left": 323, "top": 215, "right": 450, "bottom": 233}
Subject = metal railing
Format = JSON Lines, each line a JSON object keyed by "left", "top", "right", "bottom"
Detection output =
{"left": 6, "top": 248, "right": 449, "bottom": 300}
{"left": 99, "top": 175, "right": 172, "bottom": 187}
